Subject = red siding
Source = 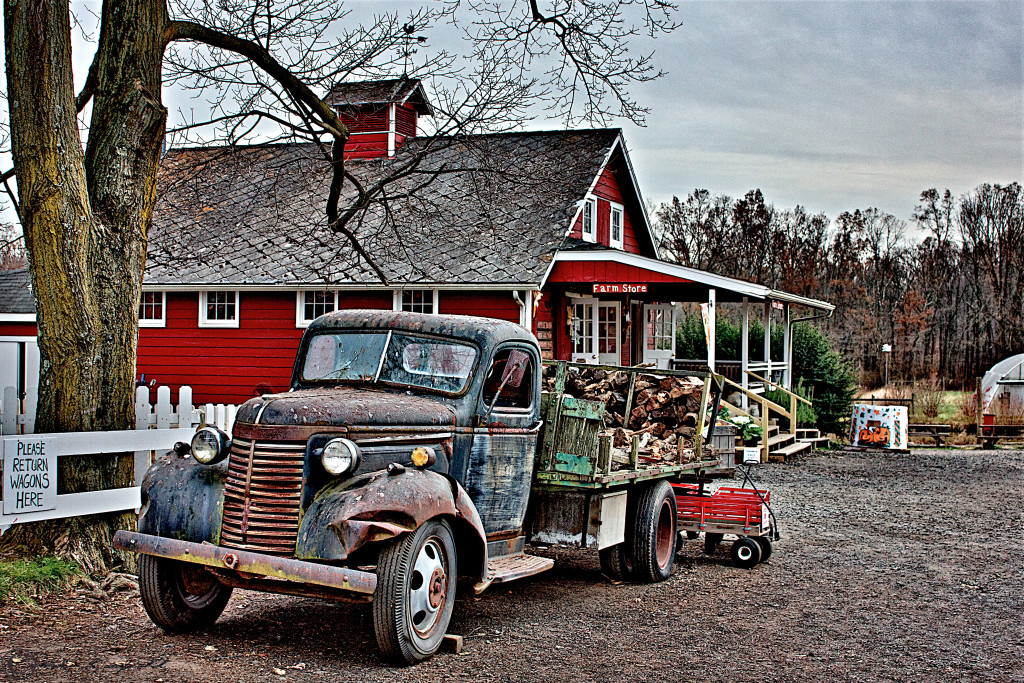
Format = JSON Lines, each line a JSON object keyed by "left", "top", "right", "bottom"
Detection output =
{"left": 345, "top": 132, "right": 390, "bottom": 158}
{"left": 395, "top": 104, "right": 417, "bottom": 137}
{"left": 338, "top": 291, "right": 392, "bottom": 310}
{"left": 567, "top": 165, "right": 646, "bottom": 255}
{"left": 138, "top": 292, "right": 304, "bottom": 404}
{"left": 0, "top": 322, "right": 38, "bottom": 337}
{"left": 338, "top": 108, "right": 388, "bottom": 133}
{"left": 439, "top": 291, "right": 519, "bottom": 322}
{"left": 546, "top": 261, "right": 689, "bottom": 285}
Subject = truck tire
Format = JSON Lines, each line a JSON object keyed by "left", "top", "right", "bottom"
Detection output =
{"left": 630, "top": 480, "right": 677, "bottom": 583}
{"left": 138, "top": 554, "right": 232, "bottom": 633}
{"left": 373, "top": 519, "right": 457, "bottom": 664}
{"left": 599, "top": 543, "right": 635, "bottom": 581}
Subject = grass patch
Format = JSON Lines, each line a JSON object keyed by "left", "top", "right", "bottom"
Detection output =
{"left": 0, "top": 556, "right": 82, "bottom": 606}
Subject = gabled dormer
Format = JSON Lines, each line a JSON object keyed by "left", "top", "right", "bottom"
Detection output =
{"left": 324, "top": 77, "right": 434, "bottom": 159}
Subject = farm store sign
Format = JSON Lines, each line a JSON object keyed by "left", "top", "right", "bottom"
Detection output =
{"left": 592, "top": 284, "right": 647, "bottom": 294}
{"left": 3, "top": 437, "right": 56, "bottom": 514}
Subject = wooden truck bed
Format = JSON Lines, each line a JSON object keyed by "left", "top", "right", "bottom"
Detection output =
{"left": 534, "top": 361, "right": 722, "bottom": 490}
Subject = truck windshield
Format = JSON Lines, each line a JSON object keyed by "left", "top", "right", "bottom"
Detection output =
{"left": 301, "top": 331, "right": 478, "bottom": 394}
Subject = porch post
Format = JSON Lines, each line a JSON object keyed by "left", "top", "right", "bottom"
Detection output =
{"left": 783, "top": 302, "right": 791, "bottom": 390}
{"left": 764, "top": 300, "right": 772, "bottom": 383}
{"left": 741, "top": 296, "right": 749, "bottom": 411}
{"left": 707, "top": 288, "right": 716, "bottom": 373}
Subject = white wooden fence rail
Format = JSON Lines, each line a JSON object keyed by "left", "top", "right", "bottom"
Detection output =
{"left": 0, "top": 385, "right": 239, "bottom": 535}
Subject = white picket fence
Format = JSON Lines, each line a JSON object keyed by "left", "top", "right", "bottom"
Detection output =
{"left": 0, "top": 386, "right": 239, "bottom": 535}
{"left": 0, "top": 385, "right": 239, "bottom": 436}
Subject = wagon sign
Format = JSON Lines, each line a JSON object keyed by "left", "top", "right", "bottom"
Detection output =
{"left": 2, "top": 437, "right": 56, "bottom": 515}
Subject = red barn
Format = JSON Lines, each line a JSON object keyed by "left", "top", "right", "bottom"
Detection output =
{"left": 0, "top": 78, "right": 832, "bottom": 405}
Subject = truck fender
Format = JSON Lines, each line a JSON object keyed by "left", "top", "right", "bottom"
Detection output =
{"left": 295, "top": 468, "right": 488, "bottom": 581}
{"left": 137, "top": 451, "right": 227, "bottom": 544}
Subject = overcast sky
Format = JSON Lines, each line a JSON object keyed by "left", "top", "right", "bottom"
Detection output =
{"left": 4, "top": 0, "right": 1021, "bottom": 228}
{"left": 621, "top": 0, "right": 1023, "bottom": 222}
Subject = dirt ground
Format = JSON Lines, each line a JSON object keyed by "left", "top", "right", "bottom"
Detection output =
{"left": 1, "top": 447, "right": 1021, "bottom": 683}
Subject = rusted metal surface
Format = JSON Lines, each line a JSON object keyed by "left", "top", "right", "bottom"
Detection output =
{"left": 294, "top": 467, "right": 488, "bottom": 581}
{"left": 235, "top": 387, "right": 458, "bottom": 431}
{"left": 464, "top": 429, "right": 538, "bottom": 535}
{"left": 209, "top": 570, "right": 373, "bottom": 603}
{"left": 138, "top": 452, "right": 227, "bottom": 545}
{"left": 113, "top": 530, "right": 378, "bottom": 594}
{"left": 220, "top": 437, "right": 306, "bottom": 556}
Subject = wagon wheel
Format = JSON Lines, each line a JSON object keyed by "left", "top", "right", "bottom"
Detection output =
{"left": 703, "top": 533, "right": 723, "bottom": 555}
{"left": 730, "top": 537, "right": 762, "bottom": 569}
{"left": 373, "top": 519, "right": 457, "bottom": 664}
{"left": 753, "top": 536, "right": 773, "bottom": 562}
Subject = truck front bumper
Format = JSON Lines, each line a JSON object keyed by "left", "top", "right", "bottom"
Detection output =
{"left": 112, "top": 530, "right": 378, "bottom": 595}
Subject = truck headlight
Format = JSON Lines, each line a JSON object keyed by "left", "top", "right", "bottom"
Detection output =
{"left": 191, "top": 427, "right": 230, "bottom": 465}
{"left": 322, "top": 438, "right": 360, "bottom": 476}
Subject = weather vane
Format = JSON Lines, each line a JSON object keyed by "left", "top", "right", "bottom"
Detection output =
{"left": 400, "top": 23, "right": 428, "bottom": 76}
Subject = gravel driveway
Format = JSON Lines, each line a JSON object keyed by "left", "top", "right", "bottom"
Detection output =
{"left": 1, "top": 447, "right": 1021, "bottom": 682}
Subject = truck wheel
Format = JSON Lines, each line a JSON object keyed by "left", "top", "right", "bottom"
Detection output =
{"left": 730, "top": 537, "right": 762, "bottom": 569}
{"left": 138, "top": 554, "right": 232, "bottom": 633}
{"left": 599, "top": 543, "right": 635, "bottom": 581}
{"left": 704, "top": 533, "right": 723, "bottom": 555}
{"left": 631, "top": 480, "right": 677, "bottom": 583}
{"left": 373, "top": 519, "right": 457, "bottom": 664}
{"left": 754, "top": 536, "right": 773, "bottom": 562}
{"left": 686, "top": 530, "right": 700, "bottom": 540}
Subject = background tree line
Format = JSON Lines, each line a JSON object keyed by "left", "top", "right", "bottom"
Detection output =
{"left": 656, "top": 182, "right": 1023, "bottom": 388}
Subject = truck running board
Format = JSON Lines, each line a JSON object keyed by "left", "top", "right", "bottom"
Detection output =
{"left": 486, "top": 552, "right": 554, "bottom": 585}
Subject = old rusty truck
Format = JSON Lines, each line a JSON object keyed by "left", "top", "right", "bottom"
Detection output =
{"left": 114, "top": 311, "right": 721, "bottom": 664}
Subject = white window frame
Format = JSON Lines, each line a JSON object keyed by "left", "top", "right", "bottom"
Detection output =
{"left": 138, "top": 291, "right": 166, "bottom": 328}
{"left": 393, "top": 288, "right": 439, "bottom": 314}
{"left": 199, "top": 290, "right": 240, "bottom": 328}
{"left": 581, "top": 197, "right": 597, "bottom": 243}
{"left": 296, "top": 290, "right": 339, "bottom": 328}
{"left": 609, "top": 201, "right": 624, "bottom": 250}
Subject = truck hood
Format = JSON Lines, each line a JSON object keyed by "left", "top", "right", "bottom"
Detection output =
{"left": 235, "top": 387, "right": 457, "bottom": 428}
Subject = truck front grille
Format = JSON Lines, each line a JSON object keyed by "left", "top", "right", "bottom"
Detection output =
{"left": 221, "top": 437, "right": 307, "bottom": 555}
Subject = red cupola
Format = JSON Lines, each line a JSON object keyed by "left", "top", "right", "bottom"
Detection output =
{"left": 324, "top": 77, "right": 434, "bottom": 159}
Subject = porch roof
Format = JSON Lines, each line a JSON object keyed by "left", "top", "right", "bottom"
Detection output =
{"left": 545, "top": 250, "right": 834, "bottom": 312}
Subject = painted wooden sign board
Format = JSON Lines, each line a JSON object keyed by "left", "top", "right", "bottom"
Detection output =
{"left": 849, "top": 404, "right": 908, "bottom": 450}
{"left": 3, "top": 436, "right": 57, "bottom": 514}
{"left": 592, "top": 284, "right": 647, "bottom": 294}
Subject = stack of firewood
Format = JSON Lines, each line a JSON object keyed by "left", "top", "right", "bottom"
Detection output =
{"left": 545, "top": 366, "right": 705, "bottom": 468}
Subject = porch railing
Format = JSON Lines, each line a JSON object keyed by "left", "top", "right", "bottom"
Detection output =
{"left": 716, "top": 371, "right": 811, "bottom": 463}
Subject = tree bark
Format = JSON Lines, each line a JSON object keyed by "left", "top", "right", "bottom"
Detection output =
{"left": 1, "top": 0, "right": 167, "bottom": 571}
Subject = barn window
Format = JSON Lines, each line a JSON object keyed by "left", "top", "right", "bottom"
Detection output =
{"left": 609, "top": 202, "right": 624, "bottom": 249}
{"left": 394, "top": 289, "right": 438, "bottom": 314}
{"left": 296, "top": 290, "right": 337, "bottom": 327}
{"left": 199, "top": 291, "right": 239, "bottom": 328}
{"left": 138, "top": 291, "right": 166, "bottom": 328}
{"left": 581, "top": 197, "right": 597, "bottom": 242}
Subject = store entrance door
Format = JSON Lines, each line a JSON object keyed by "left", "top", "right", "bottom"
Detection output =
{"left": 570, "top": 298, "right": 598, "bottom": 364}
{"left": 597, "top": 301, "right": 621, "bottom": 365}
{"left": 642, "top": 304, "right": 676, "bottom": 369}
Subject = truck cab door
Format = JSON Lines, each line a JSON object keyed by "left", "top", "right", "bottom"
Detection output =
{"left": 465, "top": 344, "right": 542, "bottom": 537}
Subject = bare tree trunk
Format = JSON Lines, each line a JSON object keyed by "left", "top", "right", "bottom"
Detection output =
{"left": 1, "top": 0, "right": 166, "bottom": 572}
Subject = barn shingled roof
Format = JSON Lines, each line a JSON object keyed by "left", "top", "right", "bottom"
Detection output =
{"left": 0, "top": 268, "right": 33, "bottom": 314}
{"left": 145, "top": 129, "right": 621, "bottom": 287}
{"left": 324, "top": 77, "right": 434, "bottom": 115}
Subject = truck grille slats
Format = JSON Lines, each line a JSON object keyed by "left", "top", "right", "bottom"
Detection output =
{"left": 220, "top": 437, "right": 306, "bottom": 555}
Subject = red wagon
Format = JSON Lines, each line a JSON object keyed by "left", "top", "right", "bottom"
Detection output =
{"left": 672, "top": 483, "right": 776, "bottom": 568}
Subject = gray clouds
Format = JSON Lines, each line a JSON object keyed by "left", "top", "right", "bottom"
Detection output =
{"left": 626, "top": 0, "right": 1023, "bottom": 220}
